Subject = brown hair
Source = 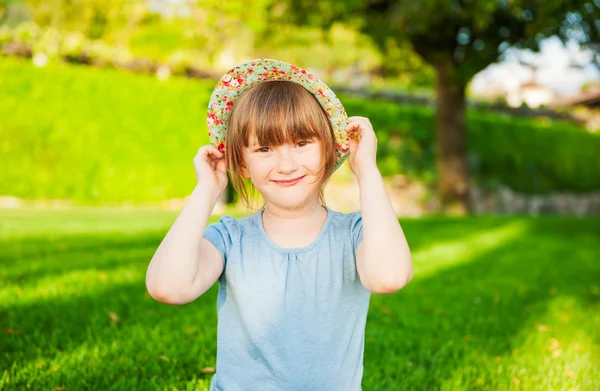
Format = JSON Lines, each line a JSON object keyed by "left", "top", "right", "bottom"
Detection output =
{"left": 226, "top": 81, "right": 336, "bottom": 209}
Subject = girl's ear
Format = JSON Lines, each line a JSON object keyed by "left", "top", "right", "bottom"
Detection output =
{"left": 241, "top": 164, "right": 250, "bottom": 179}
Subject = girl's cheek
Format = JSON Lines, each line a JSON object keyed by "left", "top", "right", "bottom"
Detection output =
{"left": 254, "top": 159, "right": 275, "bottom": 172}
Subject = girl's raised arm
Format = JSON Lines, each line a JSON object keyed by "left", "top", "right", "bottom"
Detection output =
{"left": 145, "top": 146, "right": 228, "bottom": 305}
{"left": 347, "top": 117, "right": 414, "bottom": 295}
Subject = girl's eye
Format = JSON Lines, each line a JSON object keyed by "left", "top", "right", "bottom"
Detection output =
{"left": 297, "top": 141, "right": 309, "bottom": 147}
{"left": 257, "top": 147, "right": 271, "bottom": 153}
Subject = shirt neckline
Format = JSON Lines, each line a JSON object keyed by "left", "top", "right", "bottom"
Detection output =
{"left": 254, "top": 206, "right": 333, "bottom": 254}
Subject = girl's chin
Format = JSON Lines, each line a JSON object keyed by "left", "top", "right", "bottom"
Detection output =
{"left": 261, "top": 191, "right": 320, "bottom": 208}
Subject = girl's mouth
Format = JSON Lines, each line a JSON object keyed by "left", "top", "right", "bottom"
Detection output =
{"left": 272, "top": 175, "right": 306, "bottom": 186}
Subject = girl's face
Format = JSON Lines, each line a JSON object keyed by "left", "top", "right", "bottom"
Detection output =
{"left": 242, "top": 134, "right": 324, "bottom": 210}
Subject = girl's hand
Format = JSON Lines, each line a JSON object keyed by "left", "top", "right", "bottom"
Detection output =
{"left": 346, "top": 116, "right": 378, "bottom": 181}
{"left": 193, "top": 145, "right": 228, "bottom": 196}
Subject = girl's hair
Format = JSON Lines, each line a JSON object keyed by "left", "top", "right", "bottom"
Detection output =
{"left": 226, "top": 81, "right": 336, "bottom": 209}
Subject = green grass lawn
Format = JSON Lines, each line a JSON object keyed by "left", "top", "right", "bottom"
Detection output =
{"left": 1, "top": 208, "right": 599, "bottom": 390}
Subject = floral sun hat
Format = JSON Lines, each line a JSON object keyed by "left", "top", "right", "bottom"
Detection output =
{"left": 207, "top": 58, "right": 350, "bottom": 171}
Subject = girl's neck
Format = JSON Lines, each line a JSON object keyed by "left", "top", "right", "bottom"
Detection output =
{"left": 261, "top": 200, "right": 328, "bottom": 248}
{"left": 262, "top": 199, "right": 325, "bottom": 221}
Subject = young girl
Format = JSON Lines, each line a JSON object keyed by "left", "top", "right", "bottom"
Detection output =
{"left": 146, "top": 59, "right": 413, "bottom": 390}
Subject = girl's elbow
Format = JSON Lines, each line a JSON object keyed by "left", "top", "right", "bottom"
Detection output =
{"left": 368, "top": 268, "right": 414, "bottom": 295}
{"left": 146, "top": 282, "right": 191, "bottom": 305}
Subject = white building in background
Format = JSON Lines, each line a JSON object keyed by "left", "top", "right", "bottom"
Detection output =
{"left": 470, "top": 63, "right": 557, "bottom": 108}
{"left": 470, "top": 37, "right": 600, "bottom": 108}
{"left": 147, "top": 0, "right": 191, "bottom": 19}
{"left": 505, "top": 78, "right": 556, "bottom": 108}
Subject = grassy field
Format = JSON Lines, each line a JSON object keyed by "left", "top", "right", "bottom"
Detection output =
{"left": 1, "top": 208, "right": 598, "bottom": 390}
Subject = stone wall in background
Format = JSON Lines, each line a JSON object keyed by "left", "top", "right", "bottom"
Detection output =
{"left": 470, "top": 185, "right": 600, "bottom": 216}
{"left": 324, "top": 173, "right": 600, "bottom": 217}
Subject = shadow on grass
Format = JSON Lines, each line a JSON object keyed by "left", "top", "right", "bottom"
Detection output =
{"left": 0, "top": 230, "right": 166, "bottom": 263}
{"left": 0, "top": 231, "right": 167, "bottom": 283}
{"left": 1, "top": 271, "right": 220, "bottom": 388}
{"left": 0, "top": 215, "right": 506, "bottom": 283}
{"left": 364, "top": 217, "right": 600, "bottom": 390}
{"left": 1, "top": 216, "right": 599, "bottom": 390}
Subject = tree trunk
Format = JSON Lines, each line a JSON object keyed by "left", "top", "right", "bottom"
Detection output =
{"left": 434, "top": 61, "right": 470, "bottom": 215}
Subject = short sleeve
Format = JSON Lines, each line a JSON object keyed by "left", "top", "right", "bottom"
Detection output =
{"left": 350, "top": 211, "right": 363, "bottom": 251}
{"left": 203, "top": 216, "right": 237, "bottom": 266}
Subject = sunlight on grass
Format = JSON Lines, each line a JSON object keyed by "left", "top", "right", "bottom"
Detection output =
{"left": 1, "top": 245, "right": 150, "bottom": 279}
{"left": 5, "top": 336, "right": 214, "bottom": 390}
{"left": 0, "top": 208, "right": 177, "bottom": 238}
{"left": 0, "top": 263, "right": 143, "bottom": 308}
{"left": 412, "top": 220, "right": 527, "bottom": 278}
{"left": 440, "top": 295, "right": 600, "bottom": 390}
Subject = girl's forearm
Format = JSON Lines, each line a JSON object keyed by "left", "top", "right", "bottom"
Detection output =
{"left": 145, "top": 184, "right": 221, "bottom": 299}
{"left": 357, "top": 165, "right": 413, "bottom": 290}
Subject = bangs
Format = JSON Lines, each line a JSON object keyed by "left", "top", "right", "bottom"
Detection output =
{"left": 234, "top": 81, "right": 332, "bottom": 147}
{"left": 249, "top": 104, "right": 325, "bottom": 147}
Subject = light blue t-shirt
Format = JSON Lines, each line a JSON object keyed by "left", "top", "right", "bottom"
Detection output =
{"left": 203, "top": 206, "right": 371, "bottom": 391}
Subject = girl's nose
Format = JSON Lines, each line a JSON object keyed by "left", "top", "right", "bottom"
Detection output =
{"left": 277, "top": 146, "right": 299, "bottom": 174}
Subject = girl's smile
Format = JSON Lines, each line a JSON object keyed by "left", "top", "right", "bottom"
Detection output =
{"left": 272, "top": 175, "right": 306, "bottom": 186}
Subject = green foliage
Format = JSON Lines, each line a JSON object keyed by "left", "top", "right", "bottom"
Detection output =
{"left": 0, "top": 24, "right": 11, "bottom": 44}
{"left": 342, "top": 97, "right": 438, "bottom": 182}
{"left": 1, "top": 209, "right": 599, "bottom": 389}
{"left": 11, "top": 20, "right": 39, "bottom": 44}
{"left": 256, "top": 22, "right": 381, "bottom": 75}
{"left": 5, "top": 0, "right": 436, "bottom": 88}
{"left": 128, "top": 21, "right": 194, "bottom": 61}
{"left": 468, "top": 112, "right": 600, "bottom": 193}
{"left": 24, "top": 0, "right": 149, "bottom": 40}
{"left": 379, "top": 39, "right": 436, "bottom": 86}
{"left": 0, "top": 0, "right": 29, "bottom": 26}
{"left": 0, "top": 56, "right": 213, "bottom": 203}
{"left": 1, "top": 56, "right": 598, "bottom": 205}
{"left": 19, "top": 0, "right": 275, "bottom": 63}
{"left": 342, "top": 95, "right": 600, "bottom": 194}
{"left": 0, "top": 0, "right": 6, "bottom": 23}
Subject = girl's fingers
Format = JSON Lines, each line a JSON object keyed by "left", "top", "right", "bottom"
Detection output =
{"left": 345, "top": 121, "right": 362, "bottom": 132}
{"left": 216, "top": 156, "right": 227, "bottom": 172}
{"left": 194, "top": 146, "right": 227, "bottom": 175}
{"left": 346, "top": 117, "right": 376, "bottom": 142}
{"left": 197, "top": 145, "right": 222, "bottom": 155}
{"left": 347, "top": 116, "right": 369, "bottom": 124}
{"left": 204, "top": 146, "right": 223, "bottom": 158}
{"left": 197, "top": 146, "right": 224, "bottom": 162}
{"left": 346, "top": 117, "right": 368, "bottom": 129}
{"left": 345, "top": 121, "right": 364, "bottom": 140}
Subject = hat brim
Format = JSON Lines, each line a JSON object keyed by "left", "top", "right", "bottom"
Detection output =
{"left": 207, "top": 58, "right": 349, "bottom": 171}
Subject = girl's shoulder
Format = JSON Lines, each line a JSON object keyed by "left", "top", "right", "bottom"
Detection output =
{"left": 322, "top": 208, "right": 363, "bottom": 245}
{"left": 207, "top": 211, "right": 260, "bottom": 234}
{"left": 328, "top": 207, "right": 361, "bottom": 216}
{"left": 326, "top": 207, "right": 362, "bottom": 226}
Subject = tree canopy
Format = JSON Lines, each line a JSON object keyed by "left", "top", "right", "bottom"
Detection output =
{"left": 278, "top": 0, "right": 600, "bottom": 82}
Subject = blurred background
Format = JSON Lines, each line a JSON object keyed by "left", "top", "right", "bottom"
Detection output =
{"left": 1, "top": 1, "right": 599, "bottom": 390}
